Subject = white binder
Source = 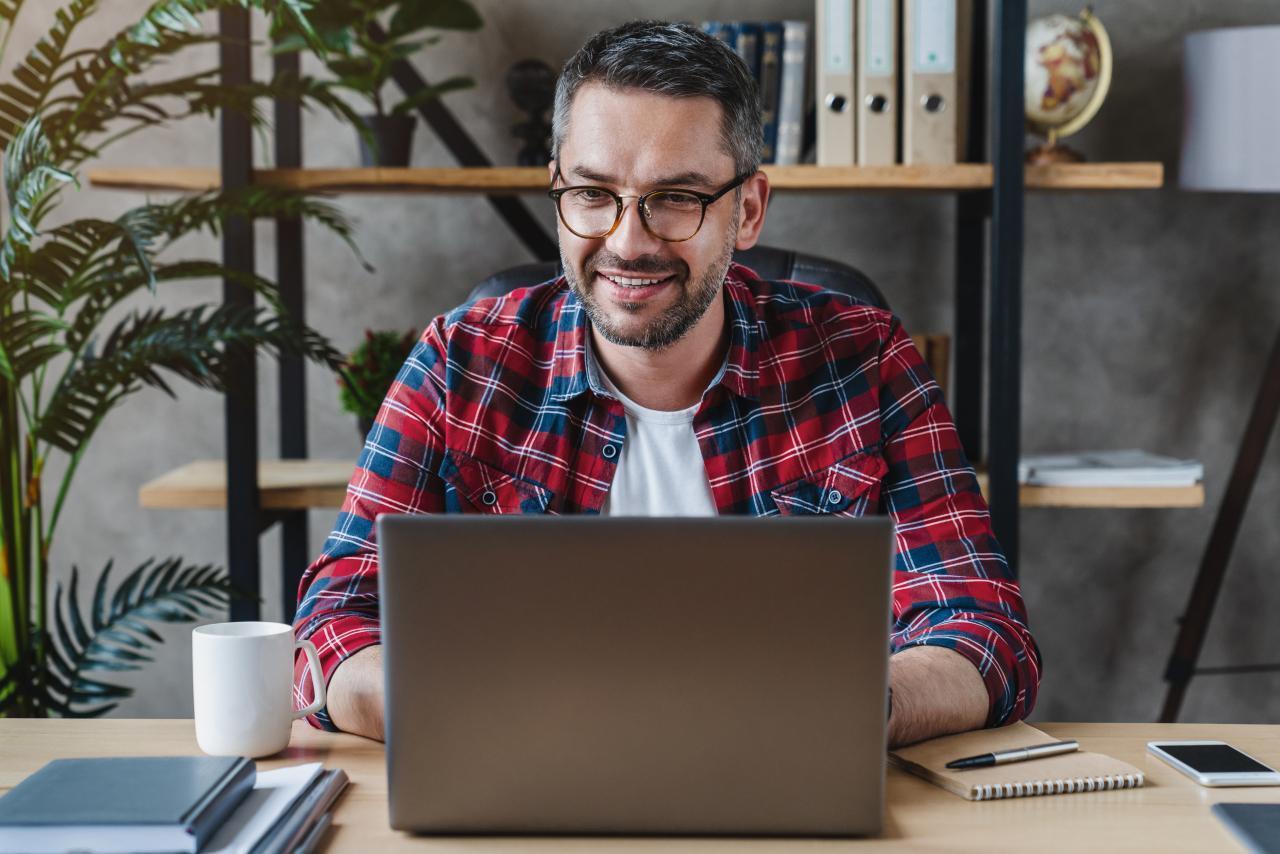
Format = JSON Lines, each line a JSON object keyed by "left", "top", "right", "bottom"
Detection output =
{"left": 815, "top": 0, "right": 856, "bottom": 165}
{"left": 902, "top": 0, "right": 971, "bottom": 164}
{"left": 856, "top": 0, "right": 898, "bottom": 165}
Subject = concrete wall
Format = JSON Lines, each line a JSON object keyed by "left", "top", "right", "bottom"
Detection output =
{"left": 20, "top": 0, "right": 1280, "bottom": 723}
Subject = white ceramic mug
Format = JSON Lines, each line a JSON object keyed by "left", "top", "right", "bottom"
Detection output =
{"left": 192, "top": 621, "right": 325, "bottom": 757}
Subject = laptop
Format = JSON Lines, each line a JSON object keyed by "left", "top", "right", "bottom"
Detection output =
{"left": 377, "top": 515, "right": 894, "bottom": 836}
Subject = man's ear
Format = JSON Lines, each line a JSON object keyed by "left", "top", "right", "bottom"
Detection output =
{"left": 547, "top": 159, "right": 558, "bottom": 184}
{"left": 735, "top": 170, "right": 771, "bottom": 250}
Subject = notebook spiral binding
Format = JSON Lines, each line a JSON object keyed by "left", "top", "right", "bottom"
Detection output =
{"left": 973, "top": 772, "right": 1146, "bottom": 801}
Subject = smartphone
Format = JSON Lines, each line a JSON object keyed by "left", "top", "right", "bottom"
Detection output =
{"left": 1147, "top": 740, "right": 1280, "bottom": 787}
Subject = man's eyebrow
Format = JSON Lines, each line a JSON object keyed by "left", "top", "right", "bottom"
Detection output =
{"left": 567, "top": 165, "right": 720, "bottom": 190}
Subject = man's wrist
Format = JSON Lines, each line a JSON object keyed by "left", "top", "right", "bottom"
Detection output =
{"left": 327, "top": 643, "right": 386, "bottom": 742}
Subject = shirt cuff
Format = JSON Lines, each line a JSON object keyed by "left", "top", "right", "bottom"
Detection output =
{"left": 293, "top": 614, "right": 383, "bottom": 732}
{"left": 894, "top": 616, "right": 1040, "bottom": 727}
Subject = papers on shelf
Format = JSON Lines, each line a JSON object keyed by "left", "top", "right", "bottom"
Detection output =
{"left": 1018, "top": 450, "right": 1203, "bottom": 488}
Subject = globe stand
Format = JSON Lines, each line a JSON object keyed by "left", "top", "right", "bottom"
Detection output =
{"left": 1025, "top": 133, "right": 1087, "bottom": 165}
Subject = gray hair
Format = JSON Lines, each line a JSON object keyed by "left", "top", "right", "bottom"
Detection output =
{"left": 551, "top": 20, "right": 762, "bottom": 176}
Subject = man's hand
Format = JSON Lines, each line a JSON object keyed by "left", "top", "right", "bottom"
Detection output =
{"left": 327, "top": 644, "right": 385, "bottom": 742}
{"left": 887, "top": 646, "right": 988, "bottom": 748}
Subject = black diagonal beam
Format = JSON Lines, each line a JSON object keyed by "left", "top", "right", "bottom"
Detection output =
{"left": 370, "top": 23, "right": 558, "bottom": 262}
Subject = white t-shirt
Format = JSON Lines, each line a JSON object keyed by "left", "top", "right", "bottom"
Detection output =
{"left": 590, "top": 345, "right": 718, "bottom": 517}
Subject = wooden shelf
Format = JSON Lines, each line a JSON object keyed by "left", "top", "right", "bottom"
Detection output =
{"left": 140, "top": 458, "right": 1202, "bottom": 510}
{"left": 976, "top": 471, "right": 1204, "bottom": 508}
{"left": 88, "top": 162, "right": 1164, "bottom": 195}
{"left": 139, "top": 459, "right": 354, "bottom": 510}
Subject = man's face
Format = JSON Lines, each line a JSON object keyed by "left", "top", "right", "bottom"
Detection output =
{"left": 552, "top": 84, "right": 744, "bottom": 351}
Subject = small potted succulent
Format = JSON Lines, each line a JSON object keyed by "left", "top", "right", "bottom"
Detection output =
{"left": 337, "top": 329, "right": 419, "bottom": 437}
{"left": 277, "top": 0, "right": 483, "bottom": 166}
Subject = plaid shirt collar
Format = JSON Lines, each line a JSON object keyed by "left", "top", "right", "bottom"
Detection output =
{"left": 548, "top": 262, "right": 762, "bottom": 403}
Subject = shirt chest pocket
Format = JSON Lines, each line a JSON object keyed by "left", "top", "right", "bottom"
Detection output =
{"left": 771, "top": 450, "right": 889, "bottom": 517}
{"left": 442, "top": 453, "right": 552, "bottom": 514}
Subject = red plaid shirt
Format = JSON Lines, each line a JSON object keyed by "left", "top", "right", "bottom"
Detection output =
{"left": 293, "top": 263, "right": 1041, "bottom": 730}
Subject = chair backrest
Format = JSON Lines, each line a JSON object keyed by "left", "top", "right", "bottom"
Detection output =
{"left": 465, "top": 245, "right": 890, "bottom": 309}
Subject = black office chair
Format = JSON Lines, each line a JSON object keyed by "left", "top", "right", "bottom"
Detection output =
{"left": 463, "top": 246, "right": 952, "bottom": 397}
{"left": 465, "top": 245, "right": 889, "bottom": 309}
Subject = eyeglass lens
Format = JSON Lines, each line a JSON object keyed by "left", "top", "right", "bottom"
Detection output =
{"left": 559, "top": 188, "right": 705, "bottom": 241}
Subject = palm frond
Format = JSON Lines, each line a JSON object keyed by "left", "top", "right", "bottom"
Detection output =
{"left": 34, "top": 303, "right": 341, "bottom": 452}
{"left": 1, "top": 116, "right": 76, "bottom": 276}
{"left": 43, "top": 557, "right": 240, "bottom": 717}
{"left": 62, "top": 259, "right": 290, "bottom": 355}
{"left": 19, "top": 216, "right": 156, "bottom": 310}
{"left": 0, "top": 0, "right": 98, "bottom": 151}
{"left": 148, "top": 186, "right": 370, "bottom": 270}
{"left": 0, "top": 308, "right": 67, "bottom": 382}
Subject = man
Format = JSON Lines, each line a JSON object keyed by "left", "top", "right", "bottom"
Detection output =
{"left": 293, "top": 20, "right": 1040, "bottom": 747}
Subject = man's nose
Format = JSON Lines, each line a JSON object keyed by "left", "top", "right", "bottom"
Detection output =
{"left": 605, "top": 197, "right": 664, "bottom": 259}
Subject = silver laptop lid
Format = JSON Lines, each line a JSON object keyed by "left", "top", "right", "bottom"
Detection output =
{"left": 378, "top": 516, "right": 893, "bottom": 836}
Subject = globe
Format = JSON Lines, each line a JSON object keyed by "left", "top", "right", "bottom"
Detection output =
{"left": 1024, "top": 7, "right": 1113, "bottom": 163}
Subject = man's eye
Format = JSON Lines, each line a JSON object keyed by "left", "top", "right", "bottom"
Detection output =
{"left": 570, "top": 189, "right": 610, "bottom": 204}
{"left": 649, "top": 192, "right": 701, "bottom": 211}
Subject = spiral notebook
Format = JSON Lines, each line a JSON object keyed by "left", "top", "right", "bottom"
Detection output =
{"left": 890, "top": 721, "right": 1145, "bottom": 801}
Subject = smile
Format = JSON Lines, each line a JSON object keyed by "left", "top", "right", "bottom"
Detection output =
{"left": 600, "top": 273, "right": 675, "bottom": 287}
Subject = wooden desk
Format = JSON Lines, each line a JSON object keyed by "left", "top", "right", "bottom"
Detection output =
{"left": 0, "top": 720, "right": 1272, "bottom": 851}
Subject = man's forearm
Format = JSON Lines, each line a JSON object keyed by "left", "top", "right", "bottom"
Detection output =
{"left": 887, "top": 645, "right": 988, "bottom": 747}
{"left": 327, "top": 643, "right": 385, "bottom": 742}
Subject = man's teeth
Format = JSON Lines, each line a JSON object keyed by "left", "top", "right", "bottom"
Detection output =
{"left": 605, "top": 274, "right": 668, "bottom": 287}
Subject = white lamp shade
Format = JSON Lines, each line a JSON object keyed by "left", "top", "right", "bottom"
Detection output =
{"left": 1181, "top": 26, "right": 1280, "bottom": 192}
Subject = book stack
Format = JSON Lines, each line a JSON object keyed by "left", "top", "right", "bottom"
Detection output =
{"left": 1018, "top": 449, "right": 1204, "bottom": 488}
{"left": 700, "top": 21, "right": 810, "bottom": 165}
{"left": 0, "top": 756, "right": 348, "bottom": 854}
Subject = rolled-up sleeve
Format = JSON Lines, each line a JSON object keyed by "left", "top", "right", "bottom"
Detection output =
{"left": 877, "top": 317, "right": 1041, "bottom": 725}
{"left": 292, "top": 319, "right": 451, "bottom": 730}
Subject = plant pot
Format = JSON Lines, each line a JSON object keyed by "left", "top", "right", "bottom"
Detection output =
{"left": 357, "top": 114, "right": 415, "bottom": 167}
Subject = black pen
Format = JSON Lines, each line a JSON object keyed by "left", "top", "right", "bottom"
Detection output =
{"left": 946, "top": 739, "right": 1080, "bottom": 770}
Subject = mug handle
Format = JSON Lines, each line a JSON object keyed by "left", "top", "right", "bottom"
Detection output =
{"left": 294, "top": 639, "right": 327, "bottom": 720}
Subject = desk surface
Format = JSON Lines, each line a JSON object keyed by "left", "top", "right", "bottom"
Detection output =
{"left": 0, "top": 720, "right": 1272, "bottom": 851}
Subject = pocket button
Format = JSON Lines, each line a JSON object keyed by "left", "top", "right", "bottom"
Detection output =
{"left": 828, "top": 490, "right": 843, "bottom": 505}
{"left": 481, "top": 490, "right": 497, "bottom": 506}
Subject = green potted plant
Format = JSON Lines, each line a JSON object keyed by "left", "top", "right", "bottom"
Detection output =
{"left": 276, "top": 0, "right": 483, "bottom": 166}
{"left": 0, "top": 0, "right": 368, "bottom": 717}
{"left": 337, "top": 329, "right": 418, "bottom": 436}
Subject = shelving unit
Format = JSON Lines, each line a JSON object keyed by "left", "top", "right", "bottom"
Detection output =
{"left": 96, "top": 2, "right": 1184, "bottom": 621}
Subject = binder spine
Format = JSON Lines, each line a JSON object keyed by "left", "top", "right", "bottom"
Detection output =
{"left": 972, "top": 772, "right": 1145, "bottom": 801}
{"left": 815, "top": 0, "right": 856, "bottom": 165}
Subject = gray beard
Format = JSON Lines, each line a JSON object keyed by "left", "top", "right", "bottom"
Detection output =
{"left": 562, "top": 219, "right": 738, "bottom": 351}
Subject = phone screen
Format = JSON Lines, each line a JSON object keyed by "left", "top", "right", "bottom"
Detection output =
{"left": 1158, "top": 743, "right": 1275, "bottom": 774}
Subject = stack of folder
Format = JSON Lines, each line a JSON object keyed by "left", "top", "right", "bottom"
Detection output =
{"left": 812, "top": 0, "right": 974, "bottom": 166}
{"left": 0, "top": 756, "right": 348, "bottom": 854}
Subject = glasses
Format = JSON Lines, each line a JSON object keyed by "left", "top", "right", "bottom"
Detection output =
{"left": 548, "top": 168, "right": 754, "bottom": 243}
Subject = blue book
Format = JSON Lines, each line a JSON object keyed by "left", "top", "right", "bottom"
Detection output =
{"left": 756, "top": 22, "right": 784, "bottom": 164}
{"left": 0, "top": 756, "right": 255, "bottom": 853}
{"left": 728, "top": 21, "right": 763, "bottom": 86}
{"left": 699, "top": 20, "right": 733, "bottom": 45}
